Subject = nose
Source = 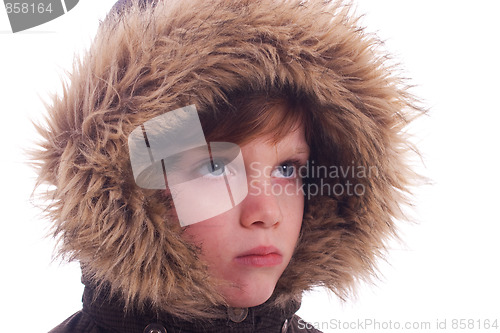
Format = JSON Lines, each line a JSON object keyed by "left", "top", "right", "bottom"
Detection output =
{"left": 239, "top": 178, "right": 282, "bottom": 228}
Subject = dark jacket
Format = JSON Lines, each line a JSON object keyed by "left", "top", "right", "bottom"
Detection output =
{"left": 50, "top": 284, "right": 322, "bottom": 333}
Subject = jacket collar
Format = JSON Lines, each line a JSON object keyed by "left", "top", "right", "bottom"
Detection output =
{"left": 82, "top": 283, "right": 301, "bottom": 333}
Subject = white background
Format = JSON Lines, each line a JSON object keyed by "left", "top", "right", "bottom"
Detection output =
{"left": 1, "top": 1, "right": 499, "bottom": 332}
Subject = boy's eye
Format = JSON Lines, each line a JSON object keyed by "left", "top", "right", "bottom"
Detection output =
{"left": 272, "top": 163, "right": 297, "bottom": 179}
{"left": 199, "top": 159, "right": 227, "bottom": 177}
{"left": 207, "top": 160, "right": 225, "bottom": 176}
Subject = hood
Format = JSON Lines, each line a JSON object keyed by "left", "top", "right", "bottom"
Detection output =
{"left": 33, "top": 0, "right": 422, "bottom": 320}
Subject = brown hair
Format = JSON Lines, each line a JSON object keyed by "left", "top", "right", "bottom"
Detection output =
{"left": 199, "top": 89, "right": 313, "bottom": 147}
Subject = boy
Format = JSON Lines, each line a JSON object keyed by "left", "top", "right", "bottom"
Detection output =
{"left": 34, "top": 0, "right": 421, "bottom": 332}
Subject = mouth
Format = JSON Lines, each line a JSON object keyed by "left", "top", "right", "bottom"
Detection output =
{"left": 234, "top": 246, "right": 283, "bottom": 267}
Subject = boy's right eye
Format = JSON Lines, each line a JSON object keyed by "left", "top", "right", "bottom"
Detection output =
{"left": 205, "top": 160, "right": 225, "bottom": 176}
{"left": 197, "top": 159, "right": 229, "bottom": 179}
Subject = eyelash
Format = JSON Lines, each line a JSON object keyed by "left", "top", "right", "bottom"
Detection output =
{"left": 196, "top": 158, "right": 232, "bottom": 179}
{"left": 273, "top": 159, "right": 306, "bottom": 180}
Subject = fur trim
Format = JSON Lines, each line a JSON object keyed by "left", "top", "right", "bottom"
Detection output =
{"left": 32, "top": 0, "right": 423, "bottom": 320}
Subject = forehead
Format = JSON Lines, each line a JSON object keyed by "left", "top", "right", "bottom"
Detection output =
{"left": 271, "top": 123, "right": 309, "bottom": 154}
{"left": 201, "top": 97, "right": 311, "bottom": 148}
{"left": 239, "top": 124, "right": 310, "bottom": 158}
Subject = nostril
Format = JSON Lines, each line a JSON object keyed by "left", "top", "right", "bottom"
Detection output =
{"left": 247, "top": 219, "right": 280, "bottom": 229}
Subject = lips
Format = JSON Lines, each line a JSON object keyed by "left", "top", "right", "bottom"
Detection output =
{"left": 234, "top": 246, "right": 283, "bottom": 267}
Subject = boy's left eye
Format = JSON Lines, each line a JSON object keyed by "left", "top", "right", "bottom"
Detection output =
{"left": 272, "top": 163, "right": 297, "bottom": 179}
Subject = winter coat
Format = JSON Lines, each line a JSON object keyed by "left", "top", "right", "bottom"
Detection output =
{"left": 49, "top": 281, "right": 321, "bottom": 333}
{"left": 33, "top": 0, "right": 421, "bottom": 332}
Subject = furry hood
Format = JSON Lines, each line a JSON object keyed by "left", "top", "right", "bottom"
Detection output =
{"left": 33, "top": 0, "right": 421, "bottom": 320}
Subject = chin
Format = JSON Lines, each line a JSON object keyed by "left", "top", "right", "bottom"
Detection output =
{"left": 223, "top": 279, "right": 277, "bottom": 308}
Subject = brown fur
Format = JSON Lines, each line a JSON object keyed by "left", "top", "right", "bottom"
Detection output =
{"left": 32, "top": 0, "right": 423, "bottom": 320}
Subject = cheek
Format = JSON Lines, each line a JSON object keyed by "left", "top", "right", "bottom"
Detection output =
{"left": 181, "top": 225, "right": 226, "bottom": 273}
{"left": 277, "top": 184, "right": 304, "bottom": 237}
{"left": 181, "top": 222, "right": 218, "bottom": 252}
{"left": 180, "top": 213, "right": 237, "bottom": 261}
{"left": 276, "top": 179, "right": 305, "bottom": 212}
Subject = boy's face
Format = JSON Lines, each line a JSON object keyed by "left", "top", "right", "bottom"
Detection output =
{"left": 182, "top": 125, "right": 309, "bottom": 308}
